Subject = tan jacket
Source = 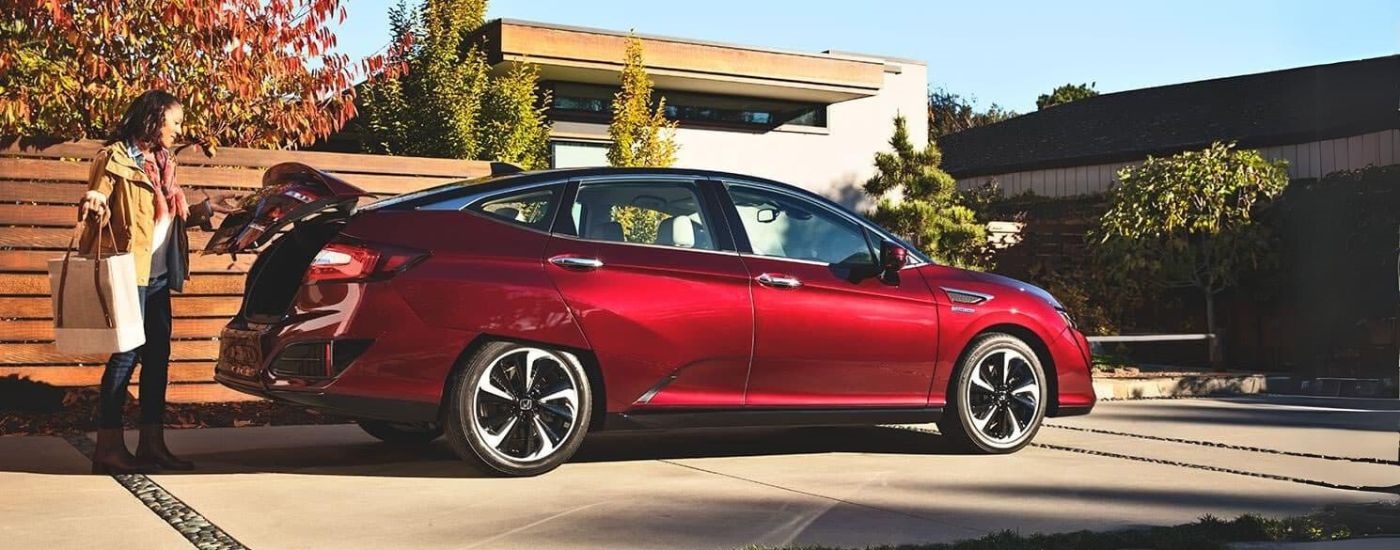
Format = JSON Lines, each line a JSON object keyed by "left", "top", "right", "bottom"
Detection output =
{"left": 80, "top": 142, "right": 212, "bottom": 290}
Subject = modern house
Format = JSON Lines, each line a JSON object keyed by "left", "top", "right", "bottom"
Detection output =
{"left": 941, "top": 55, "right": 1400, "bottom": 196}
{"left": 939, "top": 55, "right": 1400, "bottom": 385}
{"left": 472, "top": 19, "right": 928, "bottom": 208}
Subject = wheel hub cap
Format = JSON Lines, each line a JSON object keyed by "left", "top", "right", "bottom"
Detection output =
{"left": 470, "top": 347, "right": 582, "bottom": 464}
{"left": 965, "top": 347, "right": 1042, "bottom": 448}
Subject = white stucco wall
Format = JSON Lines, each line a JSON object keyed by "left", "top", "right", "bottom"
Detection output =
{"left": 551, "top": 60, "right": 928, "bottom": 211}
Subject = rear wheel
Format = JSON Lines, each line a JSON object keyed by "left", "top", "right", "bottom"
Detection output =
{"left": 938, "top": 333, "right": 1047, "bottom": 453}
{"left": 357, "top": 420, "right": 443, "bottom": 445}
{"left": 444, "top": 341, "right": 592, "bottom": 477}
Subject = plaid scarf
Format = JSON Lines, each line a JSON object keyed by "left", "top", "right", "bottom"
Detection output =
{"left": 139, "top": 148, "right": 190, "bottom": 222}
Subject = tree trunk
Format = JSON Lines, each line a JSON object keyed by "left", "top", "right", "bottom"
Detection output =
{"left": 1205, "top": 289, "right": 1222, "bottom": 368}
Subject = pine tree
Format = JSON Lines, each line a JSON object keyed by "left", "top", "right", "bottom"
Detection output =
{"left": 409, "top": 0, "right": 489, "bottom": 159}
{"left": 607, "top": 34, "right": 678, "bottom": 168}
{"left": 478, "top": 61, "right": 553, "bottom": 169}
{"left": 358, "top": 0, "right": 491, "bottom": 159}
{"left": 864, "top": 115, "right": 989, "bottom": 269}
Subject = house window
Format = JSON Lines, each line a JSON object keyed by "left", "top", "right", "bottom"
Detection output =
{"left": 546, "top": 82, "right": 827, "bottom": 129}
{"left": 551, "top": 140, "right": 610, "bottom": 168}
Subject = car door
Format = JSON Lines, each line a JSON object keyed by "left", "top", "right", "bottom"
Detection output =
{"left": 717, "top": 181, "right": 939, "bottom": 407}
{"left": 543, "top": 176, "right": 753, "bottom": 412}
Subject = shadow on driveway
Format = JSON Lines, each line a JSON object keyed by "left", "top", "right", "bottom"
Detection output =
{"left": 5, "top": 424, "right": 970, "bottom": 478}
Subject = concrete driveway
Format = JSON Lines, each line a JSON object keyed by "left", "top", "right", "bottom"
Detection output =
{"left": 2, "top": 396, "right": 1397, "bottom": 549}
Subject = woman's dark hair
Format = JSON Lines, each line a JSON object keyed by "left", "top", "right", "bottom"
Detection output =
{"left": 109, "top": 90, "right": 182, "bottom": 147}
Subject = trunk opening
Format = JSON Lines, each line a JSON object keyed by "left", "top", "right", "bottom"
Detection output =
{"left": 241, "top": 219, "right": 346, "bottom": 323}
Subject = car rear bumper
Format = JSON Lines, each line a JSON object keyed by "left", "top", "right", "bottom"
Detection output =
{"left": 215, "top": 370, "right": 439, "bottom": 423}
{"left": 214, "top": 279, "right": 468, "bottom": 421}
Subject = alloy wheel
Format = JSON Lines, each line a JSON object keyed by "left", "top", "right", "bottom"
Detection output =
{"left": 964, "top": 347, "right": 1041, "bottom": 448}
{"left": 469, "top": 347, "right": 582, "bottom": 464}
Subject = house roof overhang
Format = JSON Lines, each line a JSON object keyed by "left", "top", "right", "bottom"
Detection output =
{"left": 476, "top": 19, "right": 887, "bottom": 104}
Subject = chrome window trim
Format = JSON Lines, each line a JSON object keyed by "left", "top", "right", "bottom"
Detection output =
{"left": 737, "top": 252, "right": 921, "bottom": 271}
{"left": 716, "top": 178, "right": 930, "bottom": 268}
{"left": 736, "top": 253, "right": 830, "bottom": 267}
{"left": 551, "top": 233, "right": 741, "bottom": 257}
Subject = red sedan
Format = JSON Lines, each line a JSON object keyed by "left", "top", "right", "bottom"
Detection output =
{"left": 210, "top": 163, "right": 1095, "bottom": 476}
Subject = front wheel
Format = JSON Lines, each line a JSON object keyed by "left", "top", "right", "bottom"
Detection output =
{"left": 444, "top": 341, "right": 592, "bottom": 477}
{"left": 938, "top": 333, "right": 1048, "bottom": 453}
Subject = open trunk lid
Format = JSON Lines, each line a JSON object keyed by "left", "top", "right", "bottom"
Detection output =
{"left": 204, "top": 162, "right": 369, "bottom": 255}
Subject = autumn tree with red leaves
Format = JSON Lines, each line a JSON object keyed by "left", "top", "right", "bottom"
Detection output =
{"left": 0, "top": 0, "right": 391, "bottom": 149}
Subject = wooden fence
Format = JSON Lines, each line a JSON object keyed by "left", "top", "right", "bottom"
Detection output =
{"left": 0, "top": 138, "right": 492, "bottom": 402}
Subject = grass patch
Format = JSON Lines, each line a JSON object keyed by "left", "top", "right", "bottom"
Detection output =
{"left": 745, "top": 502, "right": 1399, "bottom": 550}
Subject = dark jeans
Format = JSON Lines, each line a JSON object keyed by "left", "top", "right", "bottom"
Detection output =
{"left": 98, "top": 275, "right": 172, "bottom": 429}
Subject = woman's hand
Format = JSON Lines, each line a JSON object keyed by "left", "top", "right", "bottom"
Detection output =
{"left": 77, "top": 191, "right": 108, "bottom": 223}
{"left": 204, "top": 191, "right": 244, "bottom": 214}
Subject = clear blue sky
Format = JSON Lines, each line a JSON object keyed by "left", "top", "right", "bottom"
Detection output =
{"left": 334, "top": 0, "right": 1399, "bottom": 113}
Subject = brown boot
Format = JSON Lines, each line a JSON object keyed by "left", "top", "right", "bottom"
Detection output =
{"left": 135, "top": 424, "right": 194, "bottom": 471}
{"left": 92, "top": 428, "right": 159, "bottom": 475}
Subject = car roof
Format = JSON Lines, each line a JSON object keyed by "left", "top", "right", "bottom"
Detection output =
{"left": 506, "top": 166, "right": 799, "bottom": 188}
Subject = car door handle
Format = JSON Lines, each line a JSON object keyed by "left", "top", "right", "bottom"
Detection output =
{"left": 756, "top": 273, "right": 802, "bottom": 289}
{"left": 549, "top": 255, "right": 604, "bottom": 270}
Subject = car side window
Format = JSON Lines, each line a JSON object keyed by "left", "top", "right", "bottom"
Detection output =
{"left": 571, "top": 180, "right": 716, "bottom": 251}
{"left": 726, "top": 184, "right": 875, "bottom": 265}
{"left": 466, "top": 186, "right": 559, "bottom": 230}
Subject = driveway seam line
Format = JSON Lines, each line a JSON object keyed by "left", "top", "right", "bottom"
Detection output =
{"left": 656, "top": 458, "right": 984, "bottom": 534}
{"left": 884, "top": 426, "right": 1398, "bottom": 495}
{"left": 63, "top": 434, "right": 249, "bottom": 550}
{"left": 1044, "top": 423, "right": 1400, "bottom": 465}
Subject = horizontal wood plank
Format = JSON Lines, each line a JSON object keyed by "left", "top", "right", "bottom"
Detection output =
{"left": 0, "top": 205, "right": 238, "bottom": 230}
{"left": 1, "top": 158, "right": 461, "bottom": 195}
{"left": 0, "top": 181, "right": 87, "bottom": 203}
{"left": 2, "top": 138, "right": 493, "bottom": 179}
{"left": 1, "top": 340, "right": 219, "bottom": 365}
{"left": 0, "top": 204, "right": 80, "bottom": 226}
{"left": 0, "top": 181, "right": 256, "bottom": 204}
{"left": 0, "top": 296, "right": 242, "bottom": 319}
{"left": 0, "top": 226, "right": 218, "bottom": 249}
{"left": 0, "top": 272, "right": 245, "bottom": 296}
{"left": 1, "top": 363, "right": 215, "bottom": 385}
{"left": 0, "top": 249, "right": 253, "bottom": 273}
{"left": 0, "top": 158, "right": 89, "bottom": 182}
{"left": 2, "top": 318, "right": 230, "bottom": 342}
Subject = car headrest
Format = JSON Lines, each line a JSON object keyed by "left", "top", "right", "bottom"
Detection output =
{"left": 657, "top": 216, "right": 695, "bottom": 248}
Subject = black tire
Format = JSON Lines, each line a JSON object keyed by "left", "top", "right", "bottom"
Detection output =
{"left": 444, "top": 341, "right": 592, "bottom": 477}
{"left": 937, "top": 333, "right": 1048, "bottom": 454}
{"left": 356, "top": 420, "right": 443, "bottom": 445}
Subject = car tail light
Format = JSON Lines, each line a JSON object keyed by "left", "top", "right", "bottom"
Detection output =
{"left": 304, "top": 241, "right": 427, "bottom": 285}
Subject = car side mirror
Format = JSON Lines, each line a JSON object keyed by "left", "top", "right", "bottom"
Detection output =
{"left": 880, "top": 241, "right": 907, "bottom": 273}
{"left": 755, "top": 208, "right": 778, "bottom": 223}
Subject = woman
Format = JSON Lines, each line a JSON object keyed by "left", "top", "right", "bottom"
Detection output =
{"left": 77, "top": 90, "right": 241, "bottom": 474}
